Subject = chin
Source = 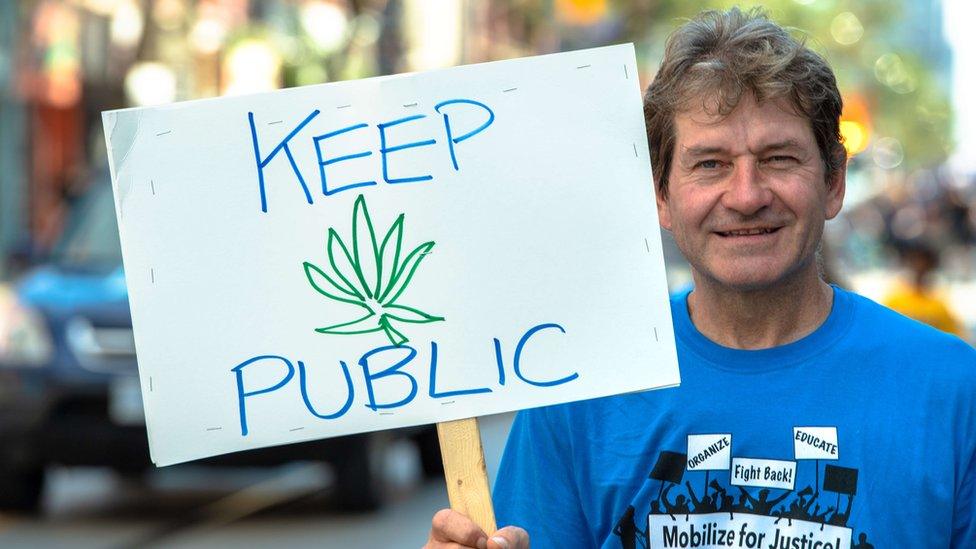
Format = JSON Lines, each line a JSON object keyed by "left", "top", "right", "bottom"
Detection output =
{"left": 698, "top": 263, "right": 795, "bottom": 292}
{"left": 717, "top": 277, "right": 784, "bottom": 293}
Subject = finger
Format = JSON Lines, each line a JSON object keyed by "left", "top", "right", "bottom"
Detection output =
{"left": 487, "top": 526, "right": 530, "bottom": 549}
{"left": 426, "top": 528, "right": 487, "bottom": 549}
{"left": 430, "top": 509, "right": 489, "bottom": 548}
{"left": 426, "top": 530, "right": 484, "bottom": 549}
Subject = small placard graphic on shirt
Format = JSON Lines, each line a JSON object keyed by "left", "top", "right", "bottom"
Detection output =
{"left": 730, "top": 457, "right": 796, "bottom": 490}
{"left": 793, "top": 426, "right": 839, "bottom": 460}
{"left": 647, "top": 513, "right": 852, "bottom": 549}
{"left": 686, "top": 434, "right": 731, "bottom": 471}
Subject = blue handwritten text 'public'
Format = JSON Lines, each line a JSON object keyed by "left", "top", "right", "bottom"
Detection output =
{"left": 248, "top": 99, "right": 495, "bottom": 213}
{"left": 232, "top": 323, "right": 577, "bottom": 436}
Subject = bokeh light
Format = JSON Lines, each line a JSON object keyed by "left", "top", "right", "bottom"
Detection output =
{"left": 222, "top": 38, "right": 282, "bottom": 95}
{"left": 875, "top": 53, "right": 917, "bottom": 94}
{"left": 555, "top": 0, "right": 608, "bottom": 26}
{"left": 830, "top": 12, "right": 864, "bottom": 46}
{"left": 840, "top": 120, "right": 870, "bottom": 156}
{"left": 890, "top": 203, "right": 926, "bottom": 240}
{"left": 300, "top": 1, "right": 349, "bottom": 54}
{"left": 190, "top": 17, "right": 227, "bottom": 55}
{"left": 152, "top": 0, "right": 186, "bottom": 31}
{"left": 840, "top": 93, "right": 872, "bottom": 156}
{"left": 110, "top": 0, "right": 143, "bottom": 49}
{"left": 124, "top": 62, "right": 177, "bottom": 106}
{"left": 872, "top": 136, "right": 905, "bottom": 169}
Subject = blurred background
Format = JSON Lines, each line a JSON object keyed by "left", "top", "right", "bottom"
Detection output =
{"left": 0, "top": 0, "right": 973, "bottom": 547}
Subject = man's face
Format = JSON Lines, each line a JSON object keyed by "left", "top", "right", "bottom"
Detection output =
{"left": 657, "top": 94, "right": 845, "bottom": 291}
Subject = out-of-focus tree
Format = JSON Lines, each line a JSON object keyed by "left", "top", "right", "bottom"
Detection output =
{"left": 496, "top": 0, "right": 954, "bottom": 172}
{"left": 647, "top": 1, "right": 952, "bottom": 171}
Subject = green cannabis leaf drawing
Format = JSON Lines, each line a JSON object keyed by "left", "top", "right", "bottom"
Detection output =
{"left": 303, "top": 194, "right": 444, "bottom": 346}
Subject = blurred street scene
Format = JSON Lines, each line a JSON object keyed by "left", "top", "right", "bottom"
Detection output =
{"left": 0, "top": 0, "right": 974, "bottom": 547}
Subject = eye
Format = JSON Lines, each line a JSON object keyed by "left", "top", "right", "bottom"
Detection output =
{"left": 763, "top": 155, "right": 798, "bottom": 165}
{"left": 694, "top": 159, "right": 723, "bottom": 169}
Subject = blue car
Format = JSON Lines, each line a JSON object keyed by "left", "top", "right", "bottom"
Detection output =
{"left": 0, "top": 179, "right": 439, "bottom": 513}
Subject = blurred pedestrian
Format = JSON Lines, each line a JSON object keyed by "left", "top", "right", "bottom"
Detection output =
{"left": 883, "top": 240, "right": 966, "bottom": 338}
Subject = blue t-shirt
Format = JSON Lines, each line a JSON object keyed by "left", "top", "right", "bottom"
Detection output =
{"left": 494, "top": 287, "right": 976, "bottom": 548}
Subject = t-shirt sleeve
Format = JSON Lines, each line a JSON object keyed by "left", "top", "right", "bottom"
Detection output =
{"left": 493, "top": 406, "right": 591, "bottom": 547}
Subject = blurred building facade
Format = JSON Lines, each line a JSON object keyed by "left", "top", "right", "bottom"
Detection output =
{"left": 0, "top": 3, "right": 29, "bottom": 279}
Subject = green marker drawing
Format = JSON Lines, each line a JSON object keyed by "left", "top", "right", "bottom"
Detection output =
{"left": 303, "top": 194, "right": 444, "bottom": 346}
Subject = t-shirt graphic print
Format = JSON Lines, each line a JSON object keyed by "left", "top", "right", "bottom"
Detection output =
{"left": 613, "top": 427, "right": 874, "bottom": 549}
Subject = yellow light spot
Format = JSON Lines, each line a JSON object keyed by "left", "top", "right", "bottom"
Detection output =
{"left": 556, "top": 0, "right": 607, "bottom": 26}
{"left": 840, "top": 120, "right": 869, "bottom": 156}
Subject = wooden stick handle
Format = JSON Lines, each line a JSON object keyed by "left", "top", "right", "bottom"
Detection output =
{"left": 437, "top": 417, "right": 497, "bottom": 534}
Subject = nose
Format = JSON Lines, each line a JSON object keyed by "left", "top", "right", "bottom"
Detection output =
{"left": 720, "top": 159, "right": 772, "bottom": 215}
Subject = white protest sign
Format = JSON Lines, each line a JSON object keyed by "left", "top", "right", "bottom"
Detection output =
{"left": 648, "top": 513, "right": 851, "bottom": 549}
{"left": 730, "top": 458, "right": 796, "bottom": 490}
{"left": 103, "top": 45, "right": 680, "bottom": 466}
{"left": 793, "top": 426, "right": 839, "bottom": 460}
{"left": 686, "top": 434, "right": 731, "bottom": 471}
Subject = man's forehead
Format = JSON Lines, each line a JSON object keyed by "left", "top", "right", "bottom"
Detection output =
{"left": 673, "top": 95, "right": 814, "bottom": 153}
{"left": 677, "top": 91, "right": 802, "bottom": 121}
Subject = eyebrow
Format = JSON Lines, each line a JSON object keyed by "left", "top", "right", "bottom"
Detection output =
{"left": 681, "top": 145, "right": 728, "bottom": 157}
{"left": 680, "top": 139, "right": 806, "bottom": 158}
{"left": 758, "top": 139, "right": 805, "bottom": 153}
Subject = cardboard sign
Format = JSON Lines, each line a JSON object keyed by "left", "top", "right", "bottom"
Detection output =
{"left": 102, "top": 44, "right": 680, "bottom": 466}
{"left": 730, "top": 458, "right": 796, "bottom": 491}
{"left": 793, "top": 426, "right": 839, "bottom": 460}
{"left": 686, "top": 434, "right": 731, "bottom": 471}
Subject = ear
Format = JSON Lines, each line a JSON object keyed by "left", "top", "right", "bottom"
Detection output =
{"left": 824, "top": 158, "right": 846, "bottom": 220}
{"left": 656, "top": 183, "right": 673, "bottom": 230}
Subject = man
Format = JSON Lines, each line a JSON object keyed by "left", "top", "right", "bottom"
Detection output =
{"left": 426, "top": 8, "right": 976, "bottom": 548}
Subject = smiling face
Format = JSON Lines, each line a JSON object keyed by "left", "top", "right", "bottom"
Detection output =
{"left": 657, "top": 94, "right": 846, "bottom": 292}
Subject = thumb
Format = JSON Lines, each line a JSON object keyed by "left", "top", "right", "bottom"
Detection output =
{"left": 486, "top": 525, "right": 529, "bottom": 549}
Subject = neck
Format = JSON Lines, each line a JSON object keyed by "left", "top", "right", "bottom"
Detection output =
{"left": 912, "top": 271, "right": 929, "bottom": 289}
{"left": 687, "top": 268, "right": 834, "bottom": 349}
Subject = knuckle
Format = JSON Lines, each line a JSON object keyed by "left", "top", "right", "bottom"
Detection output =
{"left": 431, "top": 508, "right": 454, "bottom": 531}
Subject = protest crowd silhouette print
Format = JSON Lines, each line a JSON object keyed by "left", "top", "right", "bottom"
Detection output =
{"left": 614, "top": 428, "right": 875, "bottom": 549}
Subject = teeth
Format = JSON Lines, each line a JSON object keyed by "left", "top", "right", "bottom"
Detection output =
{"left": 723, "top": 228, "right": 773, "bottom": 236}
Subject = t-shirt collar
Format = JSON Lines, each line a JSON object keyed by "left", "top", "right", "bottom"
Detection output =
{"left": 672, "top": 284, "right": 854, "bottom": 373}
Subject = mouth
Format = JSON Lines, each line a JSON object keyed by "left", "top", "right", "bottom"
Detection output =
{"left": 715, "top": 227, "right": 782, "bottom": 237}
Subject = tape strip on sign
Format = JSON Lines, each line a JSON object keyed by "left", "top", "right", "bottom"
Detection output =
{"left": 647, "top": 513, "right": 852, "bottom": 549}
{"left": 793, "top": 426, "right": 839, "bottom": 460}
{"left": 686, "top": 433, "right": 731, "bottom": 471}
{"left": 730, "top": 457, "right": 796, "bottom": 490}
